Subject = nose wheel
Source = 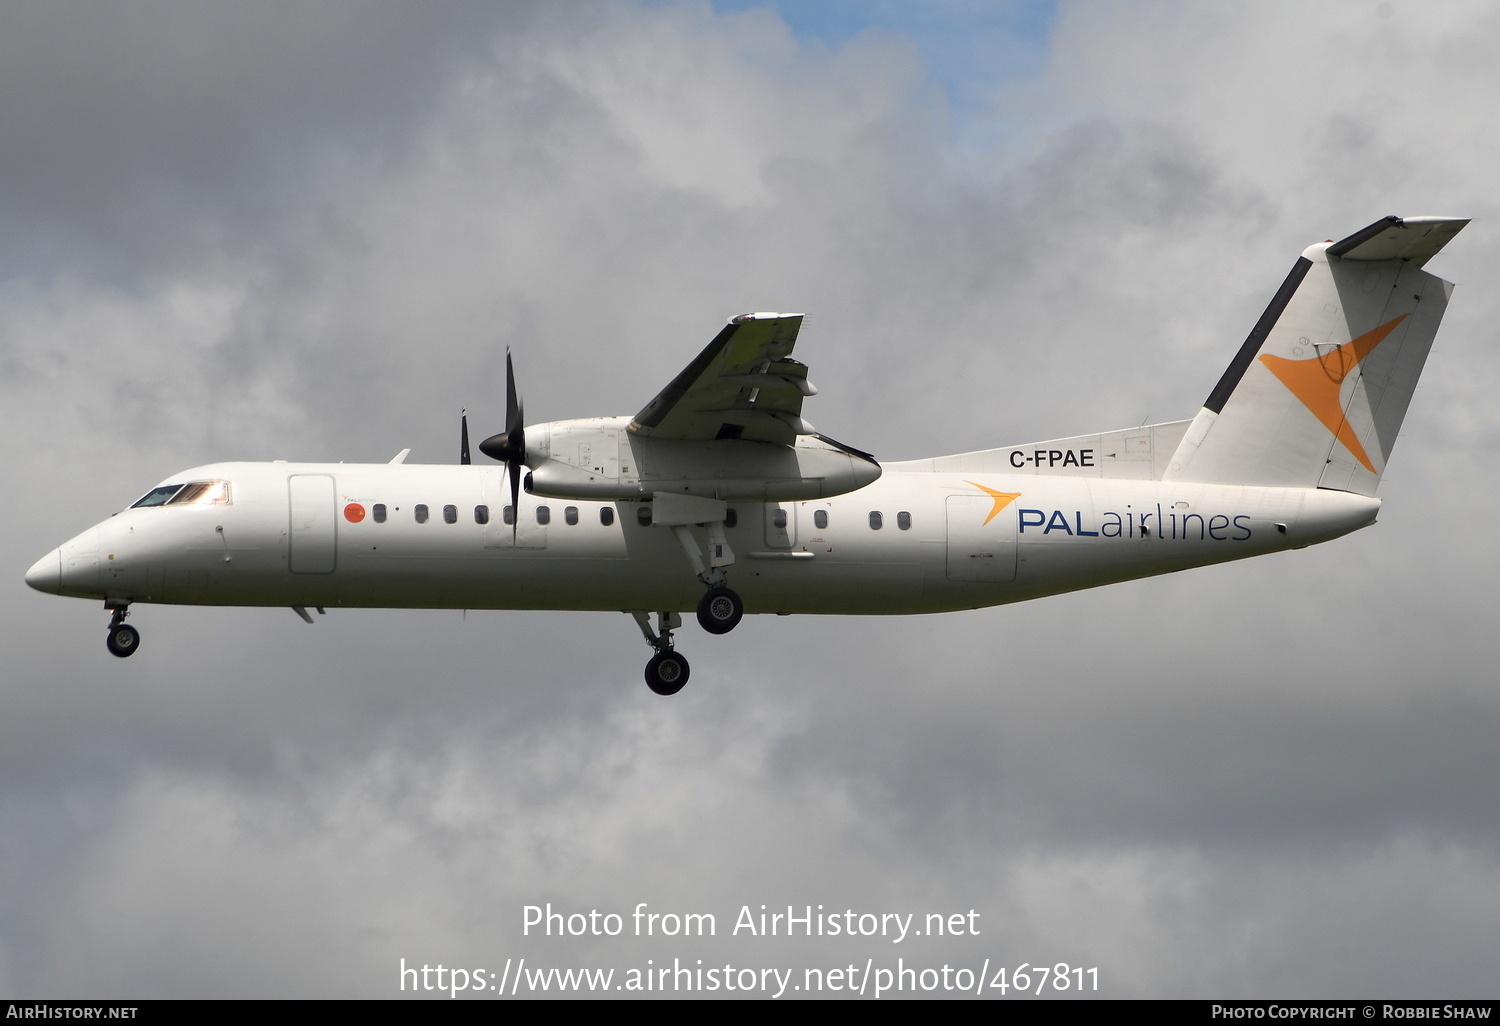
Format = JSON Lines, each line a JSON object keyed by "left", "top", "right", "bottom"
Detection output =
{"left": 105, "top": 606, "right": 140, "bottom": 658}
{"left": 630, "top": 611, "right": 690, "bottom": 696}
{"left": 645, "top": 650, "right": 690, "bottom": 696}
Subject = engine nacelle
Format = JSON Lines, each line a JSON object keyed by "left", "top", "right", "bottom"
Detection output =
{"left": 520, "top": 417, "right": 880, "bottom": 501}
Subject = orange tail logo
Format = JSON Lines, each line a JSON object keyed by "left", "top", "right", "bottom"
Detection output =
{"left": 1257, "top": 314, "right": 1408, "bottom": 473}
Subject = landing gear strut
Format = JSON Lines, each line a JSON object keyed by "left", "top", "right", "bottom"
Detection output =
{"left": 631, "top": 611, "right": 690, "bottom": 695}
{"left": 667, "top": 517, "right": 745, "bottom": 636}
{"left": 632, "top": 497, "right": 753, "bottom": 693}
{"left": 105, "top": 604, "right": 140, "bottom": 658}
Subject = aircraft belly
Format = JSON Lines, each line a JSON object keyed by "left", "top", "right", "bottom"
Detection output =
{"left": 140, "top": 537, "right": 945, "bottom": 615}
{"left": 337, "top": 551, "right": 690, "bottom": 610}
{"left": 734, "top": 560, "right": 930, "bottom": 614}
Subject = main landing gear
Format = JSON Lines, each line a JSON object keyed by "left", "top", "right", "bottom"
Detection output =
{"left": 628, "top": 586, "right": 744, "bottom": 696}
{"left": 632, "top": 497, "right": 749, "bottom": 695}
{"left": 105, "top": 603, "right": 140, "bottom": 658}
{"left": 667, "top": 514, "right": 745, "bottom": 637}
{"left": 696, "top": 585, "right": 743, "bottom": 635}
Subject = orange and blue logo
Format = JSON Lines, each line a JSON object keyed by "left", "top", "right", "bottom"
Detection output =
{"left": 974, "top": 482, "right": 1255, "bottom": 542}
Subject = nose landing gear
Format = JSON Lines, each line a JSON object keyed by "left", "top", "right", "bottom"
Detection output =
{"left": 631, "top": 611, "right": 690, "bottom": 695}
{"left": 632, "top": 498, "right": 753, "bottom": 694}
{"left": 105, "top": 604, "right": 140, "bottom": 658}
{"left": 645, "top": 650, "right": 690, "bottom": 695}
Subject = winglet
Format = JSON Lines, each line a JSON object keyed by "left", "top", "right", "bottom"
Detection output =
{"left": 388, "top": 448, "right": 411, "bottom": 465}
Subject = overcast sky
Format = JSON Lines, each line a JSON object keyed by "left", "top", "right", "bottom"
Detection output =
{"left": 5, "top": 0, "right": 1500, "bottom": 999}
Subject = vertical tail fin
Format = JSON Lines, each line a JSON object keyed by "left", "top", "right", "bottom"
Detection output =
{"left": 1164, "top": 216, "right": 1467, "bottom": 494}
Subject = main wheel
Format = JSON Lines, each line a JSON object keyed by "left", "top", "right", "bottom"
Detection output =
{"left": 106, "top": 623, "right": 140, "bottom": 658}
{"left": 645, "top": 651, "right": 690, "bottom": 696}
{"left": 696, "top": 586, "right": 743, "bottom": 635}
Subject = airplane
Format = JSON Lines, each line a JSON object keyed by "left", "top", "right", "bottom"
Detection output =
{"left": 26, "top": 215, "right": 1468, "bottom": 695}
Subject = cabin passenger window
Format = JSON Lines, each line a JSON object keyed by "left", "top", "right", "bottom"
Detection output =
{"left": 443, "top": 504, "right": 458, "bottom": 524}
{"left": 503, "top": 505, "right": 515, "bottom": 526}
{"left": 565, "top": 506, "right": 579, "bottom": 525}
{"left": 474, "top": 505, "right": 489, "bottom": 525}
{"left": 814, "top": 510, "right": 828, "bottom": 529}
{"left": 868, "top": 511, "right": 883, "bottom": 530}
{"left": 600, "top": 507, "right": 615, "bottom": 527}
{"left": 897, "top": 511, "right": 912, "bottom": 530}
{"left": 725, "top": 508, "right": 737, "bottom": 528}
{"left": 773, "top": 509, "right": 787, "bottom": 529}
{"left": 414, "top": 504, "right": 429, "bottom": 524}
{"left": 637, "top": 506, "right": 652, "bottom": 526}
{"left": 373, "top": 503, "right": 387, "bottom": 523}
{"left": 536, "top": 505, "right": 551, "bottom": 525}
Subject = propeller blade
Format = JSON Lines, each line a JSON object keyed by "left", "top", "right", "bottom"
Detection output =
{"left": 505, "top": 349, "right": 522, "bottom": 439}
{"left": 478, "top": 349, "right": 527, "bottom": 466}
{"left": 475, "top": 348, "right": 528, "bottom": 541}
{"left": 508, "top": 459, "right": 521, "bottom": 541}
{"left": 460, "top": 409, "right": 470, "bottom": 465}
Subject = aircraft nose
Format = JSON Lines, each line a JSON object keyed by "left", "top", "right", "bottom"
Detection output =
{"left": 25, "top": 549, "right": 62, "bottom": 594}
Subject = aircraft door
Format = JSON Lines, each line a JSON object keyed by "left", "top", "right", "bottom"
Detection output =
{"left": 481, "top": 469, "right": 546, "bottom": 550}
{"left": 481, "top": 470, "right": 508, "bottom": 549}
{"left": 764, "top": 502, "right": 796, "bottom": 548}
{"left": 945, "top": 495, "right": 1017, "bottom": 583}
{"left": 515, "top": 505, "right": 547, "bottom": 549}
{"left": 288, "top": 474, "right": 337, "bottom": 574}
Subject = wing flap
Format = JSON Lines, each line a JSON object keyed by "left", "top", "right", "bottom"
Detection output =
{"left": 630, "top": 313, "right": 808, "bottom": 443}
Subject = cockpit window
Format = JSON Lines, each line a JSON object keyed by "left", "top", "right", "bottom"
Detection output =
{"left": 167, "top": 480, "right": 231, "bottom": 505}
{"left": 131, "top": 480, "right": 232, "bottom": 509}
{"left": 131, "top": 484, "right": 184, "bottom": 508}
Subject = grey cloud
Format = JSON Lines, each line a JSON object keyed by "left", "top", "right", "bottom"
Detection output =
{"left": 0, "top": 1, "right": 535, "bottom": 281}
{"left": 5, "top": 0, "right": 1500, "bottom": 998}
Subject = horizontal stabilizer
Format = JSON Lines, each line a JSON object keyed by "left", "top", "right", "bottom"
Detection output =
{"left": 1326, "top": 215, "right": 1469, "bottom": 268}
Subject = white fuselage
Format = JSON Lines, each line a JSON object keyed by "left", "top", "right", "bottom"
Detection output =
{"left": 24, "top": 217, "right": 1461, "bottom": 689}
{"left": 28, "top": 459, "right": 1380, "bottom": 617}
